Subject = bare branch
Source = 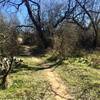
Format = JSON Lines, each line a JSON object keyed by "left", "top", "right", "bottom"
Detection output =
{"left": 16, "top": 25, "right": 33, "bottom": 28}
{"left": 54, "top": 3, "right": 77, "bottom": 28}
{"left": 29, "top": 0, "right": 41, "bottom": 23}
{"left": 75, "top": 0, "right": 97, "bottom": 33}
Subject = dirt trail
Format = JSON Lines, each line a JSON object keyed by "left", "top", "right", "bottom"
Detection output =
{"left": 42, "top": 65, "right": 74, "bottom": 100}
{"left": 22, "top": 45, "right": 73, "bottom": 100}
{"left": 22, "top": 45, "right": 31, "bottom": 55}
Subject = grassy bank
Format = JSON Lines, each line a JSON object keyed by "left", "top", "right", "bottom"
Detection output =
{"left": 56, "top": 51, "right": 100, "bottom": 100}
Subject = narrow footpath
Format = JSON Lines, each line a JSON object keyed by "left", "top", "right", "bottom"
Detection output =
{"left": 42, "top": 64, "right": 74, "bottom": 100}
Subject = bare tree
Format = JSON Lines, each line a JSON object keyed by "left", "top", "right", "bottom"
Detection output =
{"left": 0, "top": 0, "right": 78, "bottom": 48}
{"left": 73, "top": 0, "right": 100, "bottom": 48}
{"left": 0, "top": 0, "right": 99, "bottom": 49}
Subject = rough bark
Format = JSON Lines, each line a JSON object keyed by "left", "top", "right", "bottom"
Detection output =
{"left": 24, "top": 0, "right": 50, "bottom": 48}
{"left": 1, "top": 57, "right": 13, "bottom": 89}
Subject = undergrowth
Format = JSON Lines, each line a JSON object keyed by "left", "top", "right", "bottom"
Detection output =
{"left": 56, "top": 51, "right": 100, "bottom": 100}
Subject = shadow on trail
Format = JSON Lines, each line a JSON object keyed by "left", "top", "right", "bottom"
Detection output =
{"left": 11, "top": 59, "right": 63, "bottom": 73}
{"left": 19, "top": 45, "right": 47, "bottom": 57}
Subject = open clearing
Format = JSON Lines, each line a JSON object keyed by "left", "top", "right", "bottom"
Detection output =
{"left": 0, "top": 51, "right": 100, "bottom": 100}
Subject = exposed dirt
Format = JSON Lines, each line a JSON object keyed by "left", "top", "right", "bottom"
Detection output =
{"left": 42, "top": 65, "right": 74, "bottom": 100}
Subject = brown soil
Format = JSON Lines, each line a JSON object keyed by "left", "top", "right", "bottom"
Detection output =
{"left": 42, "top": 67, "right": 74, "bottom": 100}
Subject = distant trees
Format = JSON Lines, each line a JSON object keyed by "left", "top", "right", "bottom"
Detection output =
{"left": 73, "top": 0, "right": 100, "bottom": 49}
{"left": 54, "top": 22, "right": 80, "bottom": 58}
{"left": 0, "top": 0, "right": 100, "bottom": 49}
{"left": 0, "top": 0, "right": 77, "bottom": 48}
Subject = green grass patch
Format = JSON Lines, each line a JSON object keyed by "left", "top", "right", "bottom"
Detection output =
{"left": 0, "top": 57, "right": 55, "bottom": 100}
{"left": 56, "top": 51, "right": 100, "bottom": 100}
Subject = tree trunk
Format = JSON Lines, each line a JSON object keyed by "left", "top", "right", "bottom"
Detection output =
{"left": 24, "top": 0, "right": 51, "bottom": 49}
{"left": 1, "top": 75, "right": 8, "bottom": 89}
{"left": 35, "top": 29, "right": 49, "bottom": 48}
{"left": 92, "top": 33, "right": 97, "bottom": 49}
{"left": 0, "top": 57, "right": 13, "bottom": 89}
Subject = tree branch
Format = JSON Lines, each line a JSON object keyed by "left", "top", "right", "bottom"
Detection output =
{"left": 54, "top": 3, "right": 77, "bottom": 28}
{"left": 16, "top": 25, "right": 33, "bottom": 28}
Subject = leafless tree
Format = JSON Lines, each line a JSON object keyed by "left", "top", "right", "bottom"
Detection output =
{"left": 0, "top": 0, "right": 78, "bottom": 48}
{"left": 72, "top": 0, "right": 100, "bottom": 48}
{"left": 0, "top": 0, "right": 99, "bottom": 49}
